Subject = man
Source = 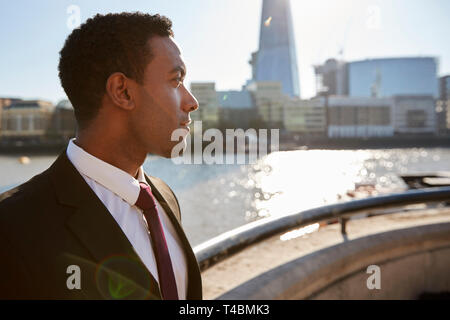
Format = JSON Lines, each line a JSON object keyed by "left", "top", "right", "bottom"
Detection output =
{"left": 0, "top": 12, "right": 202, "bottom": 300}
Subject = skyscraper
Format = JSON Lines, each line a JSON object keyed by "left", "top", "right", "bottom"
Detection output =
{"left": 249, "top": 0, "right": 300, "bottom": 97}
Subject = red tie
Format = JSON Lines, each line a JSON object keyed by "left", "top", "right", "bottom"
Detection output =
{"left": 134, "top": 182, "right": 179, "bottom": 300}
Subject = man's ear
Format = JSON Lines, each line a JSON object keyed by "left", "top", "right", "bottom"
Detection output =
{"left": 105, "top": 72, "right": 135, "bottom": 111}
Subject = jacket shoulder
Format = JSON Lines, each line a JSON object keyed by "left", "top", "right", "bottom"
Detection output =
{"left": 0, "top": 169, "right": 51, "bottom": 208}
{"left": 0, "top": 168, "right": 54, "bottom": 228}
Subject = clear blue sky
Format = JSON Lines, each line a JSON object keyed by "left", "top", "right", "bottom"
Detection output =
{"left": 1, "top": 0, "right": 449, "bottom": 103}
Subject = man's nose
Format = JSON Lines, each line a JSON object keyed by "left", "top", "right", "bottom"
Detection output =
{"left": 182, "top": 89, "right": 199, "bottom": 113}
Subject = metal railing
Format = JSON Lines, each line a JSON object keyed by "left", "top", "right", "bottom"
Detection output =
{"left": 194, "top": 186, "right": 450, "bottom": 271}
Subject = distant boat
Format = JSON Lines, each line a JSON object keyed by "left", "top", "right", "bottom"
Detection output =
{"left": 18, "top": 156, "right": 30, "bottom": 165}
{"left": 400, "top": 172, "right": 450, "bottom": 189}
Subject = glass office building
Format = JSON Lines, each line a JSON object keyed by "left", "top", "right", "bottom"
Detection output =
{"left": 440, "top": 75, "right": 450, "bottom": 99}
{"left": 348, "top": 57, "right": 438, "bottom": 98}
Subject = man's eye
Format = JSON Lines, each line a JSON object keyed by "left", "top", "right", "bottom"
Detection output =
{"left": 174, "top": 77, "right": 183, "bottom": 87}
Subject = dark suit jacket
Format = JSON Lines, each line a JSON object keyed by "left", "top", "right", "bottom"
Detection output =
{"left": 0, "top": 150, "right": 202, "bottom": 299}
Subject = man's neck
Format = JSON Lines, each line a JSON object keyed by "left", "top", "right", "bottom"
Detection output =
{"left": 74, "top": 133, "right": 145, "bottom": 178}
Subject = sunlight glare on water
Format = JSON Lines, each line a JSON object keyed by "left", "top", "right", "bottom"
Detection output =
{"left": 252, "top": 150, "right": 373, "bottom": 218}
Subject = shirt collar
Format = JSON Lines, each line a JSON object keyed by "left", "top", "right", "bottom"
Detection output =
{"left": 66, "top": 138, "right": 148, "bottom": 206}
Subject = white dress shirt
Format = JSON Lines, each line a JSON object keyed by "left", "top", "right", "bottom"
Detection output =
{"left": 66, "top": 139, "right": 187, "bottom": 299}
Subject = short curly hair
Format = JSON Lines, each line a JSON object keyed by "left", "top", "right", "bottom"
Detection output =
{"left": 58, "top": 12, "right": 174, "bottom": 129}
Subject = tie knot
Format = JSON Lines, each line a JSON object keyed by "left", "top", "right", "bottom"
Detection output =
{"left": 135, "top": 183, "right": 157, "bottom": 210}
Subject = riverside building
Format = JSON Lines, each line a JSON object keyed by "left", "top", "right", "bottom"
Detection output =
{"left": 0, "top": 100, "right": 54, "bottom": 144}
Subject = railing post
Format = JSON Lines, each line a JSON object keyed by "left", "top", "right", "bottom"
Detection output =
{"left": 339, "top": 217, "right": 348, "bottom": 235}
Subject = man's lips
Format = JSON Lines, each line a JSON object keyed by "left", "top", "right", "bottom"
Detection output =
{"left": 180, "top": 119, "right": 192, "bottom": 127}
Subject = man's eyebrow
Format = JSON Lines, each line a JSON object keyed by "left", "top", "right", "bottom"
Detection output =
{"left": 169, "top": 65, "right": 186, "bottom": 77}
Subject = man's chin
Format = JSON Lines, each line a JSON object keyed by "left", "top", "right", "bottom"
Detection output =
{"left": 167, "top": 138, "right": 187, "bottom": 159}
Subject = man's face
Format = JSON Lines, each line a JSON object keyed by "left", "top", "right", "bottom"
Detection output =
{"left": 131, "top": 36, "right": 198, "bottom": 158}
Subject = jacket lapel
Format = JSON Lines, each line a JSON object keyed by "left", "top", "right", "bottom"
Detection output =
{"left": 146, "top": 175, "right": 203, "bottom": 300}
{"left": 49, "top": 151, "right": 161, "bottom": 300}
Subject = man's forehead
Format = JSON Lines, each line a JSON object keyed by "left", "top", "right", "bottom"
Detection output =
{"left": 147, "top": 36, "right": 184, "bottom": 66}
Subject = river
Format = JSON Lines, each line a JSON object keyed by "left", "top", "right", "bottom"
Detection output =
{"left": 1, "top": 147, "right": 449, "bottom": 246}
